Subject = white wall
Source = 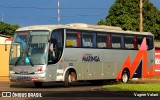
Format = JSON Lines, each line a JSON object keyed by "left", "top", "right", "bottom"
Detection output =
{"left": 0, "top": 37, "right": 12, "bottom": 44}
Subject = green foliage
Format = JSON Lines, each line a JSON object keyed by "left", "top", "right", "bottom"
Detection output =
{"left": 98, "top": 0, "right": 160, "bottom": 40}
{"left": 97, "top": 19, "right": 106, "bottom": 25}
{"left": 0, "top": 22, "right": 20, "bottom": 36}
{"left": 103, "top": 84, "right": 160, "bottom": 92}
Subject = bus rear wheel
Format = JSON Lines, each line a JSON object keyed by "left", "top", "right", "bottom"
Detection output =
{"left": 64, "top": 70, "right": 76, "bottom": 87}
{"left": 34, "top": 82, "right": 43, "bottom": 88}
{"left": 121, "top": 71, "right": 129, "bottom": 83}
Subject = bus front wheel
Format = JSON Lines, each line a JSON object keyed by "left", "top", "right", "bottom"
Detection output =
{"left": 64, "top": 70, "right": 76, "bottom": 87}
{"left": 121, "top": 71, "right": 129, "bottom": 83}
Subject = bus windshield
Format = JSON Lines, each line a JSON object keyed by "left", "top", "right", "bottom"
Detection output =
{"left": 9, "top": 31, "right": 49, "bottom": 66}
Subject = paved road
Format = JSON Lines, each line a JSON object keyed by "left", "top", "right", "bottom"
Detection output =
{"left": 0, "top": 81, "right": 160, "bottom": 100}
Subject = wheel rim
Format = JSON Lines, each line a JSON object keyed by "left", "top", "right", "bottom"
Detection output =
{"left": 68, "top": 74, "right": 71, "bottom": 83}
{"left": 122, "top": 73, "right": 128, "bottom": 83}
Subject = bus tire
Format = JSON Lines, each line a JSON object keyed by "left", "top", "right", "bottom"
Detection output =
{"left": 64, "top": 70, "right": 76, "bottom": 87}
{"left": 121, "top": 71, "right": 129, "bottom": 83}
{"left": 34, "top": 82, "right": 43, "bottom": 88}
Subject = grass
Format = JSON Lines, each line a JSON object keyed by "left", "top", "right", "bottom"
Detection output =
{"left": 145, "top": 76, "right": 160, "bottom": 79}
{"left": 103, "top": 83, "right": 160, "bottom": 92}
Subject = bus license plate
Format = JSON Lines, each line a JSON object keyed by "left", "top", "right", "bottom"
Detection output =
{"left": 17, "top": 76, "right": 31, "bottom": 81}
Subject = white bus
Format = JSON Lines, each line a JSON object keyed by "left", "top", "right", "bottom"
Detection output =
{"left": 9, "top": 23, "right": 155, "bottom": 87}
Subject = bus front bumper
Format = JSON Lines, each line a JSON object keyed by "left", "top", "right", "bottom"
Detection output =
{"left": 9, "top": 73, "right": 46, "bottom": 82}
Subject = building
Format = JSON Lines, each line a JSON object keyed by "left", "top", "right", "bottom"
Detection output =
{"left": 0, "top": 34, "right": 12, "bottom": 81}
{"left": 155, "top": 42, "right": 160, "bottom": 76}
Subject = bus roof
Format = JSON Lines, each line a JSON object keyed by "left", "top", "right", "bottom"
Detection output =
{"left": 16, "top": 23, "right": 153, "bottom": 36}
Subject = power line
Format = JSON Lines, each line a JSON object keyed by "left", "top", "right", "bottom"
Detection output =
{"left": 0, "top": 13, "right": 106, "bottom": 19}
{"left": 0, "top": 5, "right": 107, "bottom": 10}
{"left": 63, "top": 14, "right": 106, "bottom": 17}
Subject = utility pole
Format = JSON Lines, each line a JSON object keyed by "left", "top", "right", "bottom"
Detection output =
{"left": 58, "top": 0, "right": 60, "bottom": 24}
{"left": 1, "top": 9, "right": 4, "bottom": 22}
{"left": 140, "top": 0, "right": 143, "bottom": 32}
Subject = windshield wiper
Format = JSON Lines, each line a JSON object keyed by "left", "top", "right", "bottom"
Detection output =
{"left": 15, "top": 57, "right": 22, "bottom": 66}
{"left": 14, "top": 50, "right": 24, "bottom": 66}
{"left": 14, "top": 42, "right": 23, "bottom": 66}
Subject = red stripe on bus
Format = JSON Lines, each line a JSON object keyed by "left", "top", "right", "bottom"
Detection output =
{"left": 77, "top": 32, "right": 81, "bottom": 47}
{"left": 133, "top": 36, "right": 137, "bottom": 49}
{"left": 116, "top": 37, "right": 154, "bottom": 79}
{"left": 107, "top": 34, "right": 111, "bottom": 48}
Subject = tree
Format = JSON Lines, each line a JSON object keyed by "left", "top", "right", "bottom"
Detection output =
{"left": 98, "top": 0, "right": 160, "bottom": 40}
{"left": 97, "top": 19, "right": 106, "bottom": 25}
{"left": 0, "top": 22, "right": 20, "bottom": 36}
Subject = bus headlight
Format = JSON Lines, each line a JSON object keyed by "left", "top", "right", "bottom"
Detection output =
{"left": 10, "top": 71, "right": 15, "bottom": 74}
{"left": 34, "top": 71, "right": 45, "bottom": 74}
{"left": 34, "top": 66, "right": 45, "bottom": 74}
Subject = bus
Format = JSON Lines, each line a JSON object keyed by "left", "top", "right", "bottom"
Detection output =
{"left": 9, "top": 23, "right": 155, "bottom": 87}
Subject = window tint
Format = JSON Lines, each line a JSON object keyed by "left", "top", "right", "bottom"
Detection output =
{"left": 66, "top": 31, "right": 81, "bottom": 47}
{"left": 124, "top": 35, "right": 135, "bottom": 49}
{"left": 97, "top": 33, "right": 107, "bottom": 48}
{"left": 146, "top": 36, "right": 153, "bottom": 50}
{"left": 82, "top": 32, "right": 96, "bottom": 48}
{"left": 137, "top": 36, "right": 143, "bottom": 49}
{"left": 48, "top": 29, "right": 64, "bottom": 64}
{"left": 64, "top": 29, "right": 154, "bottom": 50}
{"left": 111, "top": 35, "right": 122, "bottom": 48}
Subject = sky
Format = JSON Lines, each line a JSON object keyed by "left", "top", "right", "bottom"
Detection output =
{"left": 0, "top": 0, "right": 160, "bottom": 27}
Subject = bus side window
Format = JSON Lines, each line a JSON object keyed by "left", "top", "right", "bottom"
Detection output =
{"left": 66, "top": 30, "right": 81, "bottom": 47}
{"left": 146, "top": 36, "right": 153, "bottom": 50}
{"left": 82, "top": 32, "right": 96, "bottom": 48}
{"left": 48, "top": 30, "right": 64, "bottom": 64}
{"left": 97, "top": 33, "right": 107, "bottom": 48}
{"left": 111, "top": 34, "right": 122, "bottom": 49}
{"left": 137, "top": 36, "right": 143, "bottom": 49}
{"left": 124, "top": 35, "right": 135, "bottom": 49}
{"left": 48, "top": 38, "right": 57, "bottom": 64}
